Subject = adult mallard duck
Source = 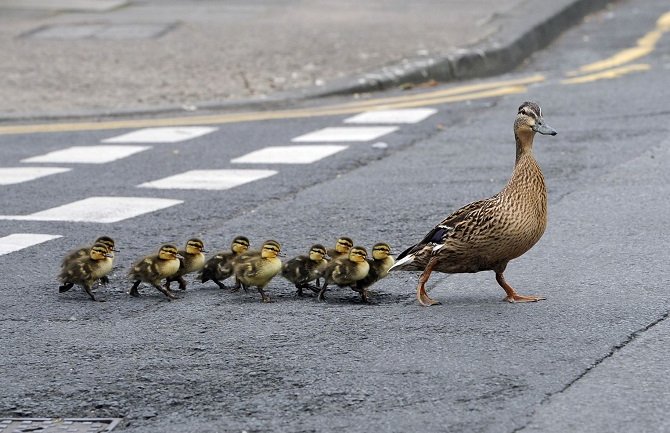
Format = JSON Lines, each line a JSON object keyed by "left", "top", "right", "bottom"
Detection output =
{"left": 390, "top": 102, "right": 557, "bottom": 306}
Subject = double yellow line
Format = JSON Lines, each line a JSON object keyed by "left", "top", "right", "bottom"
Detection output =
{"left": 0, "top": 75, "right": 544, "bottom": 136}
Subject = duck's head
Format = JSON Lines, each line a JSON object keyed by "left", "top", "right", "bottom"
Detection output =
{"left": 90, "top": 242, "right": 114, "bottom": 260}
{"left": 185, "top": 238, "right": 206, "bottom": 255}
{"left": 231, "top": 236, "right": 250, "bottom": 254}
{"left": 158, "top": 244, "right": 184, "bottom": 261}
{"left": 95, "top": 235, "right": 119, "bottom": 253}
{"left": 334, "top": 237, "right": 354, "bottom": 255}
{"left": 347, "top": 246, "right": 368, "bottom": 263}
{"left": 308, "top": 244, "right": 327, "bottom": 262}
{"left": 515, "top": 102, "right": 557, "bottom": 137}
{"left": 260, "top": 240, "right": 282, "bottom": 259}
{"left": 371, "top": 242, "right": 392, "bottom": 260}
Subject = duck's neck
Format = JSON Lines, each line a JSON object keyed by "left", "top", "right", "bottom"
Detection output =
{"left": 504, "top": 130, "right": 546, "bottom": 209}
{"left": 515, "top": 129, "right": 534, "bottom": 163}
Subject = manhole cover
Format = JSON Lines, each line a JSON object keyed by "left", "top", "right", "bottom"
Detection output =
{"left": 22, "top": 22, "right": 176, "bottom": 40}
{"left": 0, "top": 418, "right": 122, "bottom": 433}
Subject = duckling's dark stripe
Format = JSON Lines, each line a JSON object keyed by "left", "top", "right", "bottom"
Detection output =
{"left": 234, "top": 237, "right": 250, "bottom": 247}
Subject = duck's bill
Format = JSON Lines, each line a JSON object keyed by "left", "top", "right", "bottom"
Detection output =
{"left": 533, "top": 121, "right": 557, "bottom": 136}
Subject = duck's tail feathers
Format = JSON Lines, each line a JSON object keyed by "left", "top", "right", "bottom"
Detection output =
{"left": 389, "top": 253, "right": 415, "bottom": 271}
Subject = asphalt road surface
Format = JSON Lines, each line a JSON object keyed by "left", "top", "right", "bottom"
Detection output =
{"left": 1, "top": 0, "right": 669, "bottom": 432}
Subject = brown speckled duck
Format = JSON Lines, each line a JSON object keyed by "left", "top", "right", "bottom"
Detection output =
{"left": 390, "top": 102, "right": 557, "bottom": 306}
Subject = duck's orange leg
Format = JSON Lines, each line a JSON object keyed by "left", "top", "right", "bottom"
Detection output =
{"left": 495, "top": 272, "right": 545, "bottom": 303}
{"left": 417, "top": 258, "right": 441, "bottom": 306}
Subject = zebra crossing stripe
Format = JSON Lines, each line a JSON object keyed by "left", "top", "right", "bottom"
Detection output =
{"left": 0, "top": 233, "right": 62, "bottom": 256}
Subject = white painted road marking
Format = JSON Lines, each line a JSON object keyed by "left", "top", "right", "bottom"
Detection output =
{"left": 0, "top": 196, "right": 183, "bottom": 223}
{"left": 101, "top": 126, "right": 218, "bottom": 143}
{"left": 291, "top": 126, "right": 398, "bottom": 142}
{"left": 231, "top": 145, "right": 348, "bottom": 164}
{"left": 21, "top": 145, "right": 151, "bottom": 164}
{"left": 0, "top": 233, "right": 62, "bottom": 256}
{"left": 0, "top": 167, "right": 71, "bottom": 185}
{"left": 344, "top": 108, "right": 437, "bottom": 124}
{"left": 137, "top": 169, "right": 277, "bottom": 190}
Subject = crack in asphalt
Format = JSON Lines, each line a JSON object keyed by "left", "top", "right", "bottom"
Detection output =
{"left": 510, "top": 309, "right": 670, "bottom": 433}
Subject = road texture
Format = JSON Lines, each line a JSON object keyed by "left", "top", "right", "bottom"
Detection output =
{"left": 1, "top": 0, "right": 670, "bottom": 432}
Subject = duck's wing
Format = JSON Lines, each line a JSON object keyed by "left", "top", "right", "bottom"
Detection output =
{"left": 392, "top": 196, "right": 499, "bottom": 270}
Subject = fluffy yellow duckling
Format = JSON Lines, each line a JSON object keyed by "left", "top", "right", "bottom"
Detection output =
{"left": 353, "top": 243, "right": 395, "bottom": 300}
{"left": 233, "top": 240, "right": 283, "bottom": 303}
{"left": 59, "top": 242, "right": 114, "bottom": 301}
{"left": 281, "top": 244, "right": 328, "bottom": 296}
{"left": 317, "top": 246, "right": 369, "bottom": 302}
{"left": 199, "top": 236, "right": 250, "bottom": 289}
{"left": 128, "top": 244, "right": 183, "bottom": 300}
{"left": 326, "top": 237, "right": 353, "bottom": 259}
{"left": 165, "top": 238, "right": 206, "bottom": 290}
{"left": 61, "top": 235, "right": 118, "bottom": 284}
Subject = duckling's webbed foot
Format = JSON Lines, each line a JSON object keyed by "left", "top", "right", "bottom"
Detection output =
{"left": 317, "top": 283, "right": 328, "bottom": 302}
{"left": 257, "top": 287, "right": 271, "bottom": 303}
{"left": 59, "top": 282, "right": 74, "bottom": 293}
{"left": 417, "top": 257, "right": 441, "bottom": 307}
{"left": 213, "top": 279, "right": 227, "bottom": 290}
{"left": 495, "top": 272, "right": 545, "bottom": 303}
{"left": 154, "top": 284, "right": 177, "bottom": 300}
{"left": 129, "top": 281, "right": 141, "bottom": 297}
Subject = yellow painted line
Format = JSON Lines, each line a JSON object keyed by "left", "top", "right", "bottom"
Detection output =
{"left": 561, "top": 63, "right": 650, "bottom": 84}
{"left": 569, "top": 10, "right": 670, "bottom": 76}
{"left": 0, "top": 76, "right": 538, "bottom": 136}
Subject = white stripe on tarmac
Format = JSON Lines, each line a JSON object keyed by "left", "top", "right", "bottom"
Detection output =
{"left": 0, "top": 196, "right": 183, "bottom": 223}
{"left": 137, "top": 169, "right": 277, "bottom": 190}
{"left": 101, "top": 126, "right": 218, "bottom": 143}
{"left": 0, "top": 167, "right": 71, "bottom": 185}
{"left": 291, "top": 126, "right": 398, "bottom": 142}
{"left": 344, "top": 108, "right": 437, "bottom": 124}
{"left": 22, "top": 145, "right": 151, "bottom": 164}
{"left": 0, "top": 233, "right": 62, "bottom": 256}
{"left": 231, "top": 145, "right": 348, "bottom": 164}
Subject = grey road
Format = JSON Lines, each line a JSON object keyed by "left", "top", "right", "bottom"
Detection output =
{"left": 1, "top": 0, "right": 669, "bottom": 432}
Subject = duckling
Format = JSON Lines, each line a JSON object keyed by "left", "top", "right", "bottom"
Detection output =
{"left": 326, "top": 236, "right": 354, "bottom": 259}
{"left": 354, "top": 242, "right": 395, "bottom": 299}
{"left": 318, "top": 246, "right": 370, "bottom": 302}
{"left": 281, "top": 244, "right": 328, "bottom": 296}
{"left": 390, "top": 101, "right": 557, "bottom": 306}
{"left": 165, "top": 238, "right": 206, "bottom": 290}
{"left": 233, "top": 240, "right": 283, "bottom": 302}
{"left": 58, "top": 242, "right": 114, "bottom": 301}
{"left": 61, "top": 235, "right": 118, "bottom": 284}
{"left": 128, "top": 244, "right": 184, "bottom": 300}
{"left": 199, "top": 236, "right": 250, "bottom": 289}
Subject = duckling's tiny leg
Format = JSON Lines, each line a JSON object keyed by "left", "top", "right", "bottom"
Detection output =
{"left": 296, "top": 285, "right": 304, "bottom": 297}
{"left": 257, "top": 287, "right": 271, "bottom": 303}
{"left": 83, "top": 283, "right": 97, "bottom": 301}
{"left": 129, "top": 281, "right": 141, "bottom": 297}
{"left": 495, "top": 272, "right": 545, "bottom": 303}
{"left": 417, "top": 257, "right": 441, "bottom": 306}
{"left": 317, "top": 282, "right": 328, "bottom": 302}
{"left": 212, "top": 278, "right": 226, "bottom": 290}
{"left": 164, "top": 278, "right": 173, "bottom": 291}
{"left": 359, "top": 288, "right": 369, "bottom": 303}
{"left": 153, "top": 284, "right": 177, "bottom": 300}
{"left": 59, "top": 282, "right": 74, "bottom": 293}
{"left": 176, "top": 276, "right": 187, "bottom": 290}
{"left": 100, "top": 276, "right": 110, "bottom": 285}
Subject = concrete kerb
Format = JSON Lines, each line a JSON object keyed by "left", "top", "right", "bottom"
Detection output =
{"left": 0, "top": 0, "right": 613, "bottom": 124}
